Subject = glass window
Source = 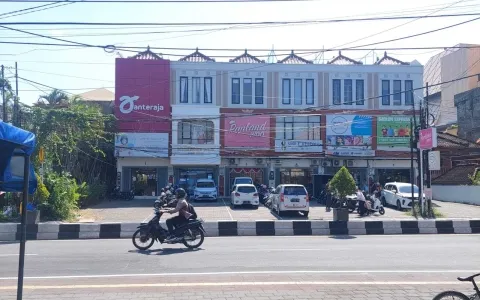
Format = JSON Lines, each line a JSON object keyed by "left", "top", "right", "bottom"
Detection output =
{"left": 204, "top": 77, "right": 212, "bottom": 103}
{"left": 196, "top": 181, "right": 215, "bottom": 188}
{"left": 283, "top": 186, "right": 307, "bottom": 195}
{"left": 399, "top": 185, "right": 419, "bottom": 194}
{"left": 333, "top": 79, "right": 341, "bottom": 105}
{"left": 237, "top": 186, "right": 256, "bottom": 193}
{"left": 243, "top": 78, "right": 252, "bottom": 104}
{"left": 277, "top": 116, "right": 321, "bottom": 140}
{"left": 344, "top": 79, "right": 352, "bottom": 105}
{"left": 178, "top": 120, "right": 214, "bottom": 144}
{"left": 255, "top": 78, "right": 264, "bottom": 104}
{"left": 232, "top": 78, "right": 240, "bottom": 104}
{"left": 192, "top": 77, "right": 201, "bottom": 104}
{"left": 294, "top": 79, "right": 302, "bottom": 105}
{"left": 180, "top": 76, "right": 188, "bottom": 103}
{"left": 382, "top": 80, "right": 390, "bottom": 105}
{"left": 306, "top": 79, "right": 314, "bottom": 105}
{"left": 393, "top": 80, "right": 401, "bottom": 106}
{"left": 356, "top": 79, "right": 364, "bottom": 105}
{"left": 282, "top": 79, "right": 291, "bottom": 104}
{"left": 405, "top": 80, "right": 413, "bottom": 106}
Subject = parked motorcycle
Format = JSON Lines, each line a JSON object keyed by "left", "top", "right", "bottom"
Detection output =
{"left": 132, "top": 207, "right": 206, "bottom": 250}
{"left": 110, "top": 187, "right": 134, "bottom": 201}
{"left": 359, "top": 194, "right": 385, "bottom": 216}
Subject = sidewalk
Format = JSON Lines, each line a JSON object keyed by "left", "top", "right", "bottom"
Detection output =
{"left": 76, "top": 199, "right": 480, "bottom": 223}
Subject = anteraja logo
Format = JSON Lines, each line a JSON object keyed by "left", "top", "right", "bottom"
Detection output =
{"left": 228, "top": 120, "right": 267, "bottom": 137}
{"left": 119, "top": 95, "right": 165, "bottom": 114}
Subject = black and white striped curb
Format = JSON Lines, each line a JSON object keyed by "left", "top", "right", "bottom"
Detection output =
{"left": 1, "top": 219, "right": 479, "bottom": 241}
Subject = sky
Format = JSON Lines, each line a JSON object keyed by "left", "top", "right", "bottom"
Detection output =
{"left": 1, "top": 0, "right": 480, "bottom": 105}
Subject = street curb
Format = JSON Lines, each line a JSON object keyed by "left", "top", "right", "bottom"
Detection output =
{"left": 0, "top": 219, "right": 479, "bottom": 241}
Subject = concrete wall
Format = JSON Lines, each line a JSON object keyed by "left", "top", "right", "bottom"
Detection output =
{"left": 432, "top": 185, "right": 480, "bottom": 205}
{"left": 455, "top": 87, "right": 480, "bottom": 143}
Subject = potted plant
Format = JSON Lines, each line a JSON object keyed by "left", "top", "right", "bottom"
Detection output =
{"left": 329, "top": 166, "right": 356, "bottom": 221}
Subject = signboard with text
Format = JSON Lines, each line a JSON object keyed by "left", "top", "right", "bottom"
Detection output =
{"left": 275, "top": 140, "right": 323, "bottom": 152}
{"left": 326, "top": 115, "right": 374, "bottom": 157}
{"left": 419, "top": 128, "right": 437, "bottom": 150}
{"left": 115, "top": 132, "right": 169, "bottom": 157}
{"left": 377, "top": 116, "right": 415, "bottom": 148}
{"left": 223, "top": 115, "right": 271, "bottom": 148}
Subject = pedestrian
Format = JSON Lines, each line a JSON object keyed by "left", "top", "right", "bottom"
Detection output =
{"left": 325, "top": 183, "right": 333, "bottom": 212}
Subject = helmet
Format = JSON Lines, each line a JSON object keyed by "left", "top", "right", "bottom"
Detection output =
{"left": 175, "top": 188, "right": 186, "bottom": 199}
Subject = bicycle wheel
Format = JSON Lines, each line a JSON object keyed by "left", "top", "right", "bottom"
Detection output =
{"left": 433, "top": 291, "right": 470, "bottom": 300}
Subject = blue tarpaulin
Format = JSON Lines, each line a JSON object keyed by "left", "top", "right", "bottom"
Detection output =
{"left": 0, "top": 121, "right": 37, "bottom": 194}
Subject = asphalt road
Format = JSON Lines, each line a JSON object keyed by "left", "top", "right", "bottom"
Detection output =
{"left": 1, "top": 235, "right": 479, "bottom": 299}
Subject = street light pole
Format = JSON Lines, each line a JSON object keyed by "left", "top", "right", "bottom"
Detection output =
{"left": 1, "top": 65, "right": 6, "bottom": 122}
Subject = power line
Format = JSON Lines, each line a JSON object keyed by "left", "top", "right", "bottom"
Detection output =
{"left": 2, "top": 12, "right": 480, "bottom": 27}
{"left": 0, "top": 1, "right": 74, "bottom": 20}
{"left": 0, "top": 0, "right": 322, "bottom": 2}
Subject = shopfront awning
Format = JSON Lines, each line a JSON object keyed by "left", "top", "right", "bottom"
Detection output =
{"left": 0, "top": 121, "right": 37, "bottom": 194}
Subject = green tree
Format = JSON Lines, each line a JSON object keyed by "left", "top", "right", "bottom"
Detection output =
{"left": 37, "top": 89, "right": 70, "bottom": 108}
{"left": 329, "top": 166, "right": 356, "bottom": 205}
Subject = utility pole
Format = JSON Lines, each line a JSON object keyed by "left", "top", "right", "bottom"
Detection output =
{"left": 418, "top": 99, "right": 424, "bottom": 216}
{"left": 14, "top": 62, "right": 19, "bottom": 127}
{"left": 409, "top": 117, "right": 416, "bottom": 217}
{"left": 1, "top": 65, "right": 6, "bottom": 122}
{"left": 424, "top": 83, "right": 432, "bottom": 217}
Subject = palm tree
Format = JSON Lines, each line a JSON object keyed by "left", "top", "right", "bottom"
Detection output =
{"left": 37, "top": 89, "right": 70, "bottom": 108}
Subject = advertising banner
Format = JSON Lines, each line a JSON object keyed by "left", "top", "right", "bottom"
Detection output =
{"left": 326, "top": 115, "right": 374, "bottom": 156}
{"left": 419, "top": 127, "right": 437, "bottom": 150}
{"left": 275, "top": 140, "right": 323, "bottom": 152}
{"left": 115, "top": 133, "right": 168, "bottom": 157}
{"left": 224, "top": 115, "right": 271, "bottom": 148}
{"left": 115, "top": 58, "right": 171, "bottom": 132}
{"left": 377, "top": 116, "right": 414, "bottom": 148}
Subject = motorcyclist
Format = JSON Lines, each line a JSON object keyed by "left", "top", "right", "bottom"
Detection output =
{"left": 356, "top": 186, "right": 367, "bottom": 216}
{"left": 161, "top": 188, "right": 195, "bottom": 242}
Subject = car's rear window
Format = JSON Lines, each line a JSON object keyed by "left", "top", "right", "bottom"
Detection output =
{"left": 197, "top": 181, "right": 215, "bottom": 188}
{"left": 283, "top": 186, "right": 307, "bottom": 195}
{"left": 238, "top": 186, "right": 256, "bottom": 193}
{"left": 235, "top": 178, "right": 253, "bottom": 184}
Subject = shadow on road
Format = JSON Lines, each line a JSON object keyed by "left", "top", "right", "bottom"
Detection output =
{"left": 329, "top": 235, "right": 357, "bottom": 240}
{"left": 128, "top": 247, "right": 204, "bottom": 255}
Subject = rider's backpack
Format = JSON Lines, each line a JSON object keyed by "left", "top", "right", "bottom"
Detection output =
{"left": 188, "top": 203, "right": 198, "bottom": 220}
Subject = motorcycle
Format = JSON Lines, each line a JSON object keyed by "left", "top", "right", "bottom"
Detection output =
{"left": 360, "top": 194, "right": 385, "bottom": 216}
{"left": 110, "top": 187, "right": 134, "bottom": 201}
{"left": 132, "top": 207, "right": 206, "bottom": 251}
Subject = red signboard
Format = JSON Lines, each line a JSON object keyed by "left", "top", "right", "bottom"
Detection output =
{"left": 223, "top": 115, "right": 271, "bottom": 148}
{"left": 115, "top": 58, "right": 171, "bottom": 132}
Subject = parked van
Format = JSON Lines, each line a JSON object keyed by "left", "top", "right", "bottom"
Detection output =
{"left": 271, "top": 184, "right": 309, "bottom": 217}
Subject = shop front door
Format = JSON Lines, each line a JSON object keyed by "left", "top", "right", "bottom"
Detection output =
{"left": 177, "top": 167, "right": 217, "bottom": 196}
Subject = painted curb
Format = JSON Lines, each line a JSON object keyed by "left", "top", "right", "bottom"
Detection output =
{"left": 1, "top": 219, "right": 479, "bottom": 241}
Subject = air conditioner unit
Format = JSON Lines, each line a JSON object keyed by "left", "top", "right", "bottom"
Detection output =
{"left": 333, "top": 160, "right": 341, "bottom": 167}
{"left": 322, "top": 161, "right": 331, "bottom": 167}
{"left": 311, "top": 159, "right": 319, "bottom": 165}
{"left": 346, "top": 160, "right": 354, "bottom": 167}
{"left": 229, "top": 158, "right": 236, "bottom": 165}
{"left": 256, "top": 158, "right": 263, "bottom": 164}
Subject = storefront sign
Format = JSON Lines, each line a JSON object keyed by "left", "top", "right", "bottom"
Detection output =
{"left": 224, "top": 116, "right": 271, "bottom": 148}
{"left": 326, "top": 149, "right": 376, "bottom": 157}
{"left": 428, "top": 151, "right": 440, "bottom": 171}
{"left": 275, "top": 140, "right": 323, "bottom": 152}
{"left": 171, "top": 146, "right": 220, "bottom": 165}
{"left": 115, "top": 133, "right": 168, "bottom": 157}
{"left": 326, "top": 115, "right": 373, "bottom": 156}
{"left": 115, "top": 58, "right": 171, "bottom": 131}
{"left": 377, "top": 116, "right": 415, "bottom": 148}
{"left": 419, "top": 128, "right": 437, "bottom": 150}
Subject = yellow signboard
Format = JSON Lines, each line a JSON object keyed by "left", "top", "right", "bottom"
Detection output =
{"left": 38, "top": 147, "right": 45, "bottom": 163}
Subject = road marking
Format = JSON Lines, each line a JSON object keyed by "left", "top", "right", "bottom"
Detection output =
{"left": 0, "top": 281, "right": 466, "bottom": 290}
{"left": 0, "top": 270, "right": 477, "bottom": 280}
{"left": 221, "top": 198, "right": 234, "bottom": 220}
{"left": 235, "top": 248, "right": 349, "bottom": 252}
{"left": 0, "top": 254, "right": 37, "bottom": 257}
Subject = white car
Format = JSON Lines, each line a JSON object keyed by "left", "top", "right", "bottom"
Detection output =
{"left": 193, "top": 179, "right": 217, "bottom": 201}
{"left": 381, "top": 182, "right": 424, "bottom": 210}
{"left": 271, "top": 184, "right": 309, "bottom": 217}
{"left": 231, "top": 184, "right": 259, "bottom": 209}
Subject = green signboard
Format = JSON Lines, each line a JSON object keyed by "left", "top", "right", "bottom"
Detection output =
{"left": 377, "top": 116, "right": 417, "bottom": 147}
